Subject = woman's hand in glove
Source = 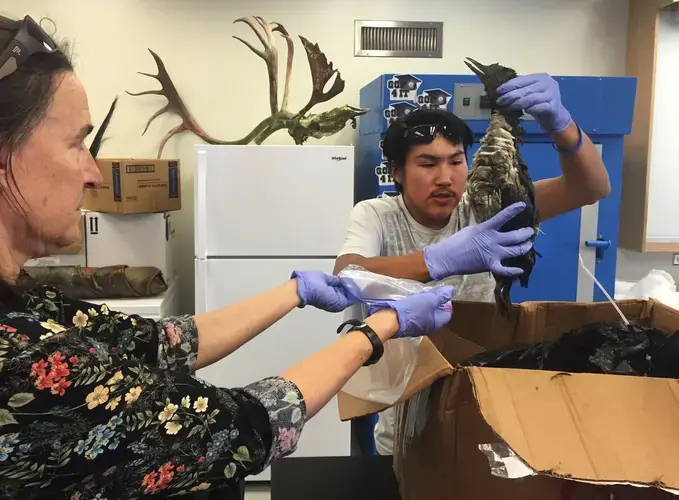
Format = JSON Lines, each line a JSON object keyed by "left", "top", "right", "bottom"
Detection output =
{"left": 291, "top": 271, "right": 357, "bottom": 313}
{"left": 366, "top": 286, "right": 455, "bottom": 338}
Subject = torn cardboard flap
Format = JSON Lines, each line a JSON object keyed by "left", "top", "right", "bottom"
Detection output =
{"left": 337, "top": 335, "right": 456, "bottom": 420}
{"left": 338, "top": 298, "right": 679, "bottom": 498}
{"left": 468, "top": 366, "right": 679, "bottom": 490}
{"left": 338, "top": 298, "right": 663, "bottom": 422}
{"left": 338, "top": 298, "right": 660, "bottom": 421}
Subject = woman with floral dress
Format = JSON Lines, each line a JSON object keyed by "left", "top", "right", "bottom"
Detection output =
{"left": 0, "top": 14, "right": 455, "bottom": 499}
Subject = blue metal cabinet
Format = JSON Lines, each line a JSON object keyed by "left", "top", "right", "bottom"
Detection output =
{"left": 355, "top": 73, "right": 637, "bottom": 303}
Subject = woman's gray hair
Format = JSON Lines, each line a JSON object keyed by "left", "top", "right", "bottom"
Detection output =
{"left": 0, "top": 16, "right": 73, "bottom": 309}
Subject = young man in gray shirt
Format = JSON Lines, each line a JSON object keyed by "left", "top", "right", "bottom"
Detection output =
{"left": 334, "top": 72, "right": 611, "bottom": 455}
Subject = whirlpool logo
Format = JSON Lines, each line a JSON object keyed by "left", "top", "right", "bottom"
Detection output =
{"left": 331, "top": 156, "right": 348, "bottom": 162}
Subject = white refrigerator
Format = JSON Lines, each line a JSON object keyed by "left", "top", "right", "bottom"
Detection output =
{"left": 193, "top": 144, "right": 354, "bottom": 481}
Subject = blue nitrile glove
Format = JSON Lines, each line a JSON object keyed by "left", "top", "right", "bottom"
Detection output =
{"left": 496, "top": 73, "right": 573, "bottom": 134}
{"left": 366, "top": 286, "right": 455, "bottom": 339}
{"left": 423, "top": 202, "right": 534, "bottom": 280}
{"left": 292, "top": 270, "right": 357, "bottom": 313}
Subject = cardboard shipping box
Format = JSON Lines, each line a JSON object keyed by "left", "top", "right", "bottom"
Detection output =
{"left": 84, "top": 159, "right": 181, "bottom": 214}
{"left": 339, "top": 299, "right": 679, "bottom": 500}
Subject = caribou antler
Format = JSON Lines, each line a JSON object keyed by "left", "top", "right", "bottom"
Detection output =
{"left": 272, "top": 22, "right": 294, "bottom": 112}
{"left": 297, "top": 36, "right": 345, "bottom": 117}
{"left": 126, "top": 49, "right": 236, "bottom": 157}
{"left": 233, "top": 16, "right": 280, "bottom": 115}
{"left": 129, "top": 16, "right": 369, "bottom": 157}
{"left": 233, "top": 17, "right": 296, "bottom": 114}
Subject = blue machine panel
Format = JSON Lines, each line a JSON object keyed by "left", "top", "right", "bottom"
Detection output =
{"left": 355, "top": 73, "right": 637, "bottom": 304}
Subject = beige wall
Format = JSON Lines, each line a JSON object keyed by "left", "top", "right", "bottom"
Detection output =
{"left": 2, "top": 0, "right": 654, "bottom": 498}
{"left": 2, "top": 0, "right": 635, "bottom": 314}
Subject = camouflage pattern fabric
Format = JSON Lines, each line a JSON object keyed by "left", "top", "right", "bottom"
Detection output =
{"left": 17, "top": 265, "right": 168, "bottom": 299}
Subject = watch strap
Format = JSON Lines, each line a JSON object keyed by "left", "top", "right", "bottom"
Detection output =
{"left": 337, "top": 319, "right": 384, "bottom": 367}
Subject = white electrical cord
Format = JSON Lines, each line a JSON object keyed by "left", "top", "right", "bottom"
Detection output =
{"left": 578, "top": 253, "right": 629, "bottom": 325}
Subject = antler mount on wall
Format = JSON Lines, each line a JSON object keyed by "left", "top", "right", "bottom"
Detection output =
{"left": 128, "top": 16, "right": 368, "bottom": 158}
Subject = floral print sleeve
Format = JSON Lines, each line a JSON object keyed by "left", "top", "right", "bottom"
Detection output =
{"left": 0, "top": 287, "right": 307, "bottom": 499}
{"left": 30, "top": 286, "right": 200, "bottom": 375}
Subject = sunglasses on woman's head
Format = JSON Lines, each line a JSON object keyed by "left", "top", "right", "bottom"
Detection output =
{"left": 0, "top": 15, "right": 59, "bottom": 81}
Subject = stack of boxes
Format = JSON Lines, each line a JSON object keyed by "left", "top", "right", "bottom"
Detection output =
{"left": 25, "top": 158, "right": 182, "bottom": 318}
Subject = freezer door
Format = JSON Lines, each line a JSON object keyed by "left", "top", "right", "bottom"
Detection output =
{"left": 195, "top": 258, "right": 351, "bottom": 480}
{"left": 194, "top": 145, "right": 354, "bottom": 258}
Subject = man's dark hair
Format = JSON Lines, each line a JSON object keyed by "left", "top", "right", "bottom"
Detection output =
{"left": 382, "top": 108, "right": 474, "bottom": 193}
{"left": 0, "top": 16, "right": 73, "bottom": 309}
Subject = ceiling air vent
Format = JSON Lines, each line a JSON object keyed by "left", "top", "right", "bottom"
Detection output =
{"left": 354, "top": 20, "right": 443, "bottom": 58}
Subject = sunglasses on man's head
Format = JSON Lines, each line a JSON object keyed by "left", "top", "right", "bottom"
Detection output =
{"left": 402, "top": 124, "right": 461, "bottom": 145}
{"left": 0, "top": 15, "right": 59, "bottom": 81}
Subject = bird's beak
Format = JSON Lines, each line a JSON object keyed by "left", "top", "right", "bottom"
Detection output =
{"left": 464, "top": 57, "right": 491, "bottom": 79}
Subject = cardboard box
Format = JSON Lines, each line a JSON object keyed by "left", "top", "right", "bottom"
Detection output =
{"left": 339, "top": 299, "right": 679, "bottom": 499}
{"left": 84, "top": 159, "right": 181, "bottom": 214}
{"left": 83, "top": 210, "right": 175, "bottom": 284}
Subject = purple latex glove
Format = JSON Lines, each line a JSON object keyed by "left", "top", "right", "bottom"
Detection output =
{"left": 496, "top": 73, "right": 572, "bottom": 134}
{"left": 292, "top": 270, "right": 357, "bottom": 313}
{"left": 423, "top": 202, "right": 535, "bottom": 280}
{"left": 367, "top": 286, "right": 455, "bottom": 339}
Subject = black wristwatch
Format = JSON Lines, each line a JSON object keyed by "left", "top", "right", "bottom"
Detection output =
{"left": 337, "top": 319, "right": 384, "bottom": 367}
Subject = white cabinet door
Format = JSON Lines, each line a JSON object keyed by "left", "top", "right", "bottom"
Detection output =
{"left": 195, "top": 258, "right": 351, "bottom": 480}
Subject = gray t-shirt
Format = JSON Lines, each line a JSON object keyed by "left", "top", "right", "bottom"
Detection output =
{"left": 338, "top": 194, "right": 495, "bottom": 455}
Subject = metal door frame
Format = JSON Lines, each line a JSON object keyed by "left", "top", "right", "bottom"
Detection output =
{"left": 576, "top": 143, "right": 604, "bottom": 302}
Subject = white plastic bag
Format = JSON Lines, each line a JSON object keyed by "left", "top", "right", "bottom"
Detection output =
{"left": 626, "top": 269, "right": 675, "bottom": 299}
{"left": 615, "top": 269, "right": 679, "bottom": 310}
{"left": 337, "top": 265, "right": 448, "bottom": 405}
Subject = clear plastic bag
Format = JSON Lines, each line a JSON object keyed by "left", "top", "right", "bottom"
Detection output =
{"left": 337, "top": 265, "right": 447, "bottom": 405}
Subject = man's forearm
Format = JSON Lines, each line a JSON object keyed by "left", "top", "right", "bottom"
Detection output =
{"left": 553, "top": 121, "right": 611, "bottom": 204}
{"left": 333, "top": 251, "right": 432, "bottom": 282}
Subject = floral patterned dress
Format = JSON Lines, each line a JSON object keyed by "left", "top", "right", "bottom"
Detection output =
{"left": 0, "top": 286, "right": 306, "bottom": 499}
